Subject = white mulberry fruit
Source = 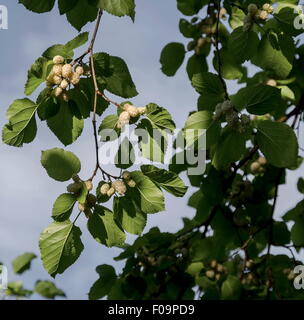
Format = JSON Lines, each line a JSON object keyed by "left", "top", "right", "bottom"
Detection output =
{"left": 52, "top": 64, "right": 63, "bottom": 77}
{"left": 53, "top": 87, "right": 63, "bottom": 97}
{"left": 206, "top": 270, "right": 215, "bottom": 279}
{"left": 107, "top": 187, "right": 115, "bottom": 197}
{"left": 62, "top": 92, "right": 69, "bottom": 102}
{"left": 53, "top": 55, "right": 64, "bottom": 65}
{"left": 112, "top": 180, "right": 127, "bottom": 195}
{"left": 127, "top": 179, "right": 136, "bottom": 188}
{"left": 75, "top": 66, "right": 84, "bottom": 75}
{"left": 117, "top": 111, "right": 131, "bottom": 128}
{"left": 262, "top": 3, "right": 273, "bottom": 13}
{"left": 85, "top": 180, "right": 93, "bottom": 191}
{"left": 266, "top": 79, "right": 277, "bottom": 87}
{"left": 62, "top": 64, "right": 73, "bottom": 78}
{"left": 250, "top": 161, "right": 261, "bottom": 173}
{"left": 60, "top": 79, "right": 69, "bottom": 90}
{"left": 78, "top": 202, "right": 87, "bottom": 212}
{"left": 52, "top": 75, "right": 62, "bottom": 85}
{"left": 138, "top": 107, "right": 147, "bottom": 115}
{"left": 122, "top": 171, "right": 131, "bottom": 180}
{"left": 70, "top": 72, "right": 80, "bottom": 85}
{"left": 257, "top": 156, "right": 267, "bottom": 166}
{"left": 259, "top": 10, "right": 269, "bottom": 20}
{"left": 100, "top": 183, "right": 110, "bottom": 195}
{"left": 124, "top": 104, "right": 139, "bottom": 118}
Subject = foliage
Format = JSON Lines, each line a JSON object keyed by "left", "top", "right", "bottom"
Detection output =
{"left": 3, "top": 0, "right": 304, "bottom": 300}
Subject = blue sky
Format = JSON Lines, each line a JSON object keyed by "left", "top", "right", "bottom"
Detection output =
{"left": 0, "top": 0, "right": 303, "bottom": 299}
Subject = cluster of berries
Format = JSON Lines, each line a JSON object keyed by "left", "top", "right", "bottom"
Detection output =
{"left": 46, "top": 55, "right": 84, "bottom": 101}
{"left": 117, "top": 103, "right": 147, "bottom": 129}
{"left": 66, "top": 175, "right": 96, "bottom": 218}
{"left": 205, "top": 260, "right": 226, "bottom": 281}
{"left": 213, "top": 100, "right": 251, "bottom": 132}
{"left": 99, "top": 171, "right": 136, "bottom": 197}
{"left": 250, "top": 156, "right": 267, "bottom": 174}
{"left": 243, "top": 3, "right": 274, "bottom": 31}
{"left": 229, "top": 180, "right": 254, "bottom": 207}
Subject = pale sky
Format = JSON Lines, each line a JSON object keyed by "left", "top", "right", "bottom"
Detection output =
{"left": 0, "top": 0, "right": 303, "bottom": 299}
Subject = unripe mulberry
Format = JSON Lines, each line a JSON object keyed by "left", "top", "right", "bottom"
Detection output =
{"left": 122, "top": 171, "right": 131, "bottom": 180}
{"left": 112, "top": 180, "right": 127, "bottom": 195}
{"left": 60, "top": 79, "right": 69, "bottom": 90}
{"left": 52, "top": 64, "right": 63, "bottom": 77}
{"left": 53, "top": 87, "right": 63, "bottom": 97}
{"left": 243, "top": 14, "right": 253, "bottom": 31}
{"left": 250, "top": 161, "right": 261, "bottom": 173}
{"left": 70, "top": 72, "right": 80, "bottom": 85}
{"left": 87, "top": 194, "right": 97, "bottom": 207}
{"left": 107, "top": 187, "right": 115, "bottom": 197}
{"left": 240, "top": 114, "right": 251, "bottom": 126}
{"left": 138, "top": 107, "right": 147, "bottom": 115}
{"left": 62, "top": 64, "right": 73, "bottom": 78}
{"left": 75, "top": 66, "right": 84, "bottom": 75}
{"left": 216, "top": 264, "right": 224, "bottom": 273}
{"left": 124, "top": 104, "right": 139, "bottom": 118}
{"left": 85, "top": 180, "right": 93, "bottom": 191}
{"left": 222, "top": 100, "right": 233, "bottom": 112}
{"left": 72, "top": 174, "right": 81, "bottom": 183}
{"left": 100, "top": 183, "right": 110, "bottom": 195}
{"left": 53, "top": 55, "right": 64, "bottom": 65}
{"left": 67, "top": 182, "right": 81, "bottom": 193}
{"left": 127, "top": 179, "right": 136, "bottom": 188}
{"left": 247, "top": 4, "right": 258, "bottom": 14}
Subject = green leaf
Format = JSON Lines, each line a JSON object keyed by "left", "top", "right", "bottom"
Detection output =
{"left": 41, "top": 148, "right": 81, "bottom": 182}
{"left": 186, "top": 54, "right": 208, "bottom": 81}
{"left": 98, "top": 115, "right": 121, "bottom": 141}
{"left": 115, "top": 137, "right": 135, "bottom": 169}
{"left": 221, "top": 275, "right": 241, "bottom": 300}
{"left": 192, "top": 72, "right": 225, "bottom": 111}
{"left": 113, "top": 196, "right": 147, "bottom": 235}
{"left": 58, "top": 0, "right": 79, "bottom": 14}
{"left": 141, "top": 165, "right": 188, "bottom": 197}
{"left": 52, "top": 193, "right": 77, "bottom": 222}
{"left": 297, "top": 178, "right": 304, "bottom": 194}
{"left": 231, "top": 84, "right": 282, "bottom": 115}
{"left": 145, "top": 103, "right": 176, "bottom": 132}
{"left": 272, "top": 221, "right": 290, "bottom": 246}
{"left": 184, "top": 110, "right": 220, "bottom": 148}
{"left": 25, "top": 57, "right": 52, "bottom": 95}
{"left": 65, "top": 32, "right": 89, "bottom": 51}
{"left": 89, "top": 265, "right": 117, "bottom": 300}
{"left": 127, "top": 171, "right": 165, "bottom": 214}
{"left": 176, "top": 0, "right": 206, "bottom": 16}
{"left": 12, "top": 253, "right": 36, "bottom": 275}
{"left": 252, "top": 32, "right": 294, "bottom": 79}
{"left": 39, "top": 220, "right": 84, "bottom": 277}
{"left": 137, "top": 119, "right": 168, "bottom": 163}
{"left": 35, "top": 281, "right": 65, "bottom": 299}
{"left": 87, "top": 205, "right": 126, "bottom": 247}
{"left": 42, "top": 45, "right": 73, "bottom": 60}
{"left": 103, "top": 55, "right": 138, "bottom": 98}
{"left": 228, "top": 27, "right": 259, "bottom": 64}
{"left": 90, "top": 0, "right": 135, "bottom": 19}
{"left": 19, "top": 0, "right": 55, "bottom": 13}
{"left": 213, "top": 48, "right": 243, "bottom": 80}
{"left": 212, "top": 129, "right": 247, "bottom": 169}
{"left": 66, "top": 0, "right": 98, "bottom": 31}
{"left": 160, "top": 42, "right": 185, "bottom": 76}
{"left": 291, "top": 219, "right": 304, "bottom": 246}
{"left": 47, "top": 101, "right": 84, "bottom": 146}
{"left": 37, "top": 96, "right": 60, "bottom": 121}
{"left": 2, "top": 98, "right": 38, "bottom": 147}
{"left": 256, "top": 121, "right": 298, "bottom": 168}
